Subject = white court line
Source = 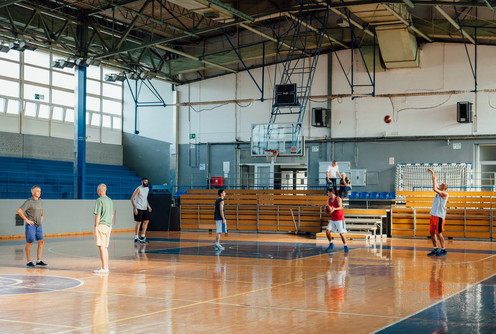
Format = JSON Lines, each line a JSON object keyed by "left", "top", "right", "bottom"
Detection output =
{"left": 204, "top": 301, "right": 405, "bottom": 319}
{"left": 371, "top": 254, "right": 496, "bottom": 333}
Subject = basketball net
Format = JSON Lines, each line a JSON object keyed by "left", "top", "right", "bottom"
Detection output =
{"left": 264, "top": 150, "right": 280, "bottom": 163}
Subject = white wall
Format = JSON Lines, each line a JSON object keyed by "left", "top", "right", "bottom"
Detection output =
{"left": 0, "top": 199, "right": 133, "bottom": 237}
{"left": 176, "top": 42, "right": 496, "bottom": 143}
{"left": 122, "top": 79, "right": 176, "bottom": 143}
{"left": 331, "top": 43, "right": 496, "bottom": 138}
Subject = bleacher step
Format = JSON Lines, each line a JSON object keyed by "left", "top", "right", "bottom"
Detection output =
{"left": 316, "top": 231, "right": 372, "bottom": 240}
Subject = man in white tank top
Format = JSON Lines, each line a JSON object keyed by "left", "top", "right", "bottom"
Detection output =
{"left": 131, "top": 178, "right": 152, "bottom": 243}
{"left": 427, "top": 169, "right": 449, "bottom": 257}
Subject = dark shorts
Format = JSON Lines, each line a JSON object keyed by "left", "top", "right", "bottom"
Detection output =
{"left": 25, "top": 224, "right": 43, "bottom": 243}
{"left": 134, "top": 209, "right": 150, "bottom": 222}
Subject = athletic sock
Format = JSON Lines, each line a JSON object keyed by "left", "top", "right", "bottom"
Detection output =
{"left": 140, "top": 234, "right": 145, "bottom": 238}
{"left": 135, "top": 235, "right": 139, "bottom": 239}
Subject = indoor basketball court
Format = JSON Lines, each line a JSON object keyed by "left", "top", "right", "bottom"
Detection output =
{"left": 0, "top": 231, "right": 495, "bottom": 333}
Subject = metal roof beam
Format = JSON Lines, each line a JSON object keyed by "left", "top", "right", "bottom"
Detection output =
{"left": 111, "top": 3, "right": 200, "bottom": 38}
{"left": 435, "top": 5, "right": 476, "bottom": 44}
{"left": 197, "top": 0, "right": 255, "bottom": 22}
{"left": 383, "top": 4, "right": 432, "bottom": 42}
{"left": 0, "top": 0, "right": 21, "bottom": 8}
{"left": 285, "top": 13, "right": 348, "bottom": 49}
{"left": 155, "top": 44, "right": 236, "bottom": 73}
{"left": 94, "top": 20, "right": 240, "bottom": 58}
{"left": 239, "top": 23, "right": 293, "bottom": 50}
{"left": 316, "top": 1, "right": 374, "bottom": 38}
{"left": 87, "top": 0, "right": 143, "bottom": 16}
{"left": 115, "top": 0, "right": 152, "bottom": 50}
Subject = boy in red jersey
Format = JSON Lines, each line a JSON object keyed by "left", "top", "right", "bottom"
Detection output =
{"left": 325, "top": 188, "right": 349, "bottom": 253}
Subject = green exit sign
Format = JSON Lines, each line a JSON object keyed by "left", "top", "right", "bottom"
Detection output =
{"left": 189, "top": 133, "right": 196, "bottom": 139}
{"left": 34, "top": 94, "right": 45, "bottom": 100}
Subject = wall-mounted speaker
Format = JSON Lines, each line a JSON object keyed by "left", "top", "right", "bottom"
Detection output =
{"left": 457, "top": 101, "right": 472, "bottom": 123}
{"left": 274, "top": 84, "right": 298, "bottom": 106}
{"left": 311, "top": 107, "right": 329, "bottom": 127}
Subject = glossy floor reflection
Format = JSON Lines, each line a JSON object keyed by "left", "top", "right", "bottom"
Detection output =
{"left": 0, "top": 231, "right": 495, "bottom": 333}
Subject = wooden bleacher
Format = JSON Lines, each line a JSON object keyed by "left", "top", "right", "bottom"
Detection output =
{"left": 392, "top": 191, "right": 496, "bottom": 239}
{"left": 316, "top": 208, "right": 389, "bottom": 240}
{"left": 180, "top": 189, "right": 390, "bottom": 238}
{"left": 180, "top": 189, "right": 326, "bottom": 233}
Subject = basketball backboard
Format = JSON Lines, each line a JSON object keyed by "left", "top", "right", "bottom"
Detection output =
{"left": 251, "top": 123, "right": 304, "bottom": 157}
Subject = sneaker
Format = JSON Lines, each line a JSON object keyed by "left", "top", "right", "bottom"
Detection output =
{"left": 436, "top": 249, "right": 448, "bottom": 257}
{"left": 134, "top": 238, "right": 140, "bottom": 243}
{"left": 36, "top": 260, "right": 48, "bottom": 266}
{"left": 326, "top": 243, "right": 334, "bottom": 253}
{"left": 26, "top": 262, "right": 35, "bottom": 268}
{"left": 93, "top": 268, "right": 109, "bottom": 274}
{"left": 214, "top": 244, "right": 225, "bottom": 250}
{"left": 344, "top": 245, "right": 349, "bottom": 253}
{"left": 427, "top": 249, "right": 439, "bottom": 256}
{"left": 139, "top": 237, "right": 149, "bottom": 244}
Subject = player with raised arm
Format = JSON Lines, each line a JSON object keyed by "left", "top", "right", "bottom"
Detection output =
{"left": 427, "top": 169, "right": 449, "bottom": 257}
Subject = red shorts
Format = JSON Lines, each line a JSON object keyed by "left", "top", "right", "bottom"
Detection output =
{"left": 430, "top": 215, "right": 445, "bottom": 233}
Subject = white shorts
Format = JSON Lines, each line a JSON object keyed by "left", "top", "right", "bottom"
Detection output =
{"left": 326, "top": 220, "right": 347, "bottom": 234}
{"left": 215, "top": 220, "right": 227, "bottom": 233}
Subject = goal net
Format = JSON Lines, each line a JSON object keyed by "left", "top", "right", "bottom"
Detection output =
{"left": 395, "top": 163, "right": 472, "bottom": 192}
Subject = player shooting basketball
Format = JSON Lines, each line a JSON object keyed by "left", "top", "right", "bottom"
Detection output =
{"left": 427, "top": 169, "right": 449, "bottom": 257}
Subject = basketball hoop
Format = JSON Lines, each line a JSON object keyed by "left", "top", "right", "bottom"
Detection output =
{"left": 264, "top": 150, "right": 280, "bottom": 163}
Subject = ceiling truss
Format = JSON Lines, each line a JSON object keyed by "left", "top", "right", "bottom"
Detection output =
{"left": 0, "top": 0, "right": 495, "bottom": 85}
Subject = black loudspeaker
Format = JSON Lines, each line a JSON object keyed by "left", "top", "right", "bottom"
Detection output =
{"left": 457, "top": 101, "right": 472, "bottom": 123}
{"left": 311, "top": 107, "right": 329, "bottom": 127}
{"left": 275, "top": 84, "right": 297, "bottom": 106}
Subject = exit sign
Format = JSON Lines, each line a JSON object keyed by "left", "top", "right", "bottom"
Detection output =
{"left": 34, "top": 94, "right": 45, "bottom": 100}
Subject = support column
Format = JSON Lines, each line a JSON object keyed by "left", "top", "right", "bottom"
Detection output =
{"left": 74, "top": 66, "right": 87, "bottom": 199}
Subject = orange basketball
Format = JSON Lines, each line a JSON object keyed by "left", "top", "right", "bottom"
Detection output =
{"left": 325, "top": 205, "right": 332, "bottom": 214}
{"left": 384, "top": 115, "right": 392, "bottom": 123}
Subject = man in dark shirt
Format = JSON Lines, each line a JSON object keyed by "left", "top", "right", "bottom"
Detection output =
{"left": 17, "top": 186, "right": 47, "bottom": 268}
{"left": 214, "top": 189, "right": 227, "bottom": 250}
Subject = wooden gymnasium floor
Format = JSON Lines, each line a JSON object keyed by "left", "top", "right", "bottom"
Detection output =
{"left": 0, "top": 231, "right": 495, "bottom": 333}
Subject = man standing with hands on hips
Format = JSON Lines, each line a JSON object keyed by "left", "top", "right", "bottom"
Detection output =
{"left": 17, "top": 185, "right": 47, "bottom": 268}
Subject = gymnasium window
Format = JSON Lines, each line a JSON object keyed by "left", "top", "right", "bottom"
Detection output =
{"left": 52, "top": 106, "right": 64, "bottom": 121}
{"left": 24, "top": 102, "right": 37, "bottom": 117}
{"left": 0, "top": 49, "right": 123, "bottom": 137}
{"left": 6, "top": 100, "right": 20, "bottom": 114}
{"left": 0, "top": 59, "right": 19, "bottom": 78}
{"left": 38, "top": 104, "right": 50, "bottom": 119}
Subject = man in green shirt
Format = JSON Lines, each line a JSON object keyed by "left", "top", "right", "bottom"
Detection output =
{"left": 93, "top": 184, "right": 114, "bottom": 274}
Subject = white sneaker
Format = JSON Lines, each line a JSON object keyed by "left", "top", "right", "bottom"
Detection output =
{"left": 93, "top": 268, "right": 109, "bottom": 274}
{"left": 214, "top": 244, "right": 225, "bottom": 250}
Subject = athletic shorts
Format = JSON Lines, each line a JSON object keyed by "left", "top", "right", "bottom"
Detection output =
{"left": 134, "top": 209, "right": 150, "bottom": 222}
{"left": 25, "top": 224, "right": 43, "bottom": 243}
{"left": 326, "top": 220, "right": 347, "bottom": 234}
{"left": 95, "top": 224, "right": 112, "bottom": 247}
{"left": 215, "top": 220, "right": 227, "bottom": 233}
{"left": 430, "top": 215, "right": 445, "bottom": 233}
